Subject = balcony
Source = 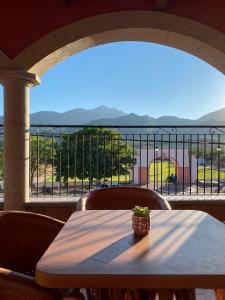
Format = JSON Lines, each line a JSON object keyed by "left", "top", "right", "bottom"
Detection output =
{"left": 1, "top": 2, "right": 225, "bottom": 299}
{"left": 25, "top": 125, "right": 225, "bottom": 196}
{"left": 2, "top": 124, "right": 225, "bottom": 222}
{"left": 0, "top": 122, "right": 222, "bottom": 299}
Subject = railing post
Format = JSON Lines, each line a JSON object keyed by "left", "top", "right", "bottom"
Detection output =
{"left": 0, "top": 69, "right": 40, "bottom": 210}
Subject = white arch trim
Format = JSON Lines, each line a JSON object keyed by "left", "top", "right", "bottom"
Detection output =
{"left": 0, "top": 10, "right": 225, "bottom": 75}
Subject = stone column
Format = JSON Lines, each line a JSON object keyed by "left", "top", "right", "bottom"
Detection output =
{"left": 0, "top": 69, "right": 40, "bottom": 210}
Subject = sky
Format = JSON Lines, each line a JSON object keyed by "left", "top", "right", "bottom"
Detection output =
{"left": 1, "top": 41, "right": 225, "bottom": 119}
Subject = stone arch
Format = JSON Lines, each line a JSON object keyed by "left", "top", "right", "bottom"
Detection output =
{"left": 150, "top": 154, "right": 180, "bottom": 168}
{"left": 1, "top": 10, "right": 225, "bottom": 75}
{"left": 0, "top": 8, "right": 224, "bottom": 209}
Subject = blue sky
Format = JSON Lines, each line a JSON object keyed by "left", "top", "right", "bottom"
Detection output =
{"left": 1, "top": 41, "right": 225, "bottom": 119}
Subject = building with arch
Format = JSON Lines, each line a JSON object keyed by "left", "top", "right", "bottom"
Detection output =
{"left": 133, "top": 147, "right": 197, "bottom": 185}
{"left": 0, "top": 1, "right": 225, "bottom": 209}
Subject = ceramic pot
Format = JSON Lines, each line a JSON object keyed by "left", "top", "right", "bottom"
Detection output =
{"left": 132, "top": 214, "right": 150, "bottom": 235}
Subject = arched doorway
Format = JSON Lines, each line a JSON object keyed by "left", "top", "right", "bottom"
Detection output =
{"left": 149, "top": 156, "right": 176, "bottom": 189}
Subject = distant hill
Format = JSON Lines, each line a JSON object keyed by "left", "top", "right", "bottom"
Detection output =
{"left": 89, "top": 107, "right": 225, "bottom": 127}
{"left": 0, "top": 105, "right": 126, "bottom": 125}
{"left": 89, "top": 113, "right": 155, "bottom": 126}
{"left": 0, "top": 105, "right": 225, "bottom": 127}
{"left": 155, "top": 116, "right": 194, "bottom": 125}
{"left": 195, "top": 107, "right": 225, "bottom": 125}
{"left": 90, "top": 114, "right": 194, "bottom": 126}
{"left": 30, "top": 106, "right": 126, "bottom": 125}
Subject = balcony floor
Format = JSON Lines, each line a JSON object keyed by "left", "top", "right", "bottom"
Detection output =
{"left": 81, "top": 289, "right": 216, "bottom": 299}
{"left": 196, "top": 289, "right": 216, "bottom": 300}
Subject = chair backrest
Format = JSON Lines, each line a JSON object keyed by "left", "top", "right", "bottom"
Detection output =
{"left": 0, "top": 211, "right": 64, "bottom": 276}
{"left": 80, "top": 186, "right": 171, "bottom": 210}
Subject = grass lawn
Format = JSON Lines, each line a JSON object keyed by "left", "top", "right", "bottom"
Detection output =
{"left": 40, "top": 162, "right": 225, "bottom": 185}
{"left": 149, "top": 161, "right": 175, "bottom": 182}
{"left": 197, "top": 166, "right": 225, "bottom": 180}
{"left": 149, "top": 162, "right": 225, "bottom": 182}
{"left": 45, "top": 161, "right": 177, "bottom": 184}
{"left": 45, "top": 174, "right": 129, "bottom": 184}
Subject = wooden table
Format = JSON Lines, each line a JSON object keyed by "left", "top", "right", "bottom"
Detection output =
{"left": 35, "top": 210, "right": 225, "bottom": 289}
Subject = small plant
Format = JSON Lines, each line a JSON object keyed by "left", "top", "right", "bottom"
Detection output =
{"left": 133, "top": 206, "right": 151, "bottom": 217}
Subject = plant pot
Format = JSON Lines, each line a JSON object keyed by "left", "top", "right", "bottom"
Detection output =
{"left": 132, "top": 214, "right": 150, "bottom": 235}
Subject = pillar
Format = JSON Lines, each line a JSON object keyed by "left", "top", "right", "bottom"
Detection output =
{"left": 0, "top": 69, "right": 40, "bottom": 210}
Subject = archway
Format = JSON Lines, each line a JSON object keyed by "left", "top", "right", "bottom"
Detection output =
{"left": 133, "top": 147, "right": 197, "bottom": 186}
{"left": 1, "top": 9, "right": 225, "bottom": 209}
{"left": 149, "top": 156, "right": 176, "bottom": 188}
{"left": 0, "top": 10, "right": 225, "bottom": 75}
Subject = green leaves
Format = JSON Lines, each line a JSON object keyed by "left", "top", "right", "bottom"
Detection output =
{"left": 30, "top": 136, "right": 54, "bottom": 185}
{"left": 133, "top": 206, "right": 151, "bottom": 217}
{"left": 55, "top": 128, "right": 135, "bottom": 183}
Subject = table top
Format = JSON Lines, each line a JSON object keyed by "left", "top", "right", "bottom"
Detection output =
{"left": 35, "top": 210, "right": 225, "bottom": 289}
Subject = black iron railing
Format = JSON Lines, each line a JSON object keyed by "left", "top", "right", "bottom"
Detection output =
{"left": 0, "top": 124, "right": 225, "bottom": 197}
{"left": 26, "top": 125, "right": 225, "bottom": 197}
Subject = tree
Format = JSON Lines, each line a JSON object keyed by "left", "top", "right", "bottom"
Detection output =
{"left": 30, "top": 136, "right": 54, "bottom": 186}
{"left": 55, "top": 128, "right": 135, "bottom": 183}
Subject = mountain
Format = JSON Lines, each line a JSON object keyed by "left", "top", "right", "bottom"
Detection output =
{"left": 154, "top": 116, "right": 194, "bottom": 125}
{"left": 89, "top": 114, "right": 195, "bottom": 126}
{"left": 196, "top": 107, "right": 225, "bottom": 125}
{"left": 1, "top": 105, "right": 225, "bottom": 126}
{"left": 30, "top": 106, "right": 126, "bottom": 125}
{"left": 89, "top": 107, "right": 225, "bottom": 127}
{"left": 0, "top": 105, "right": 127, "bottom": 125}
{"left": 29, "top": 111, "right": 62, "bottom": 124}
{"left": 89, "top": 113, "right": 155, "bottom": 126}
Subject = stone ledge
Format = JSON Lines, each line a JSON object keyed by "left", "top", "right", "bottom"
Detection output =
{"left": 1, "top": 195, "right": 225, "bottom": 210}
{"left": 164, "top": 195, "right": 225, "bottom": 202}
{"left": 24, "top": 200, "right": 76, "bottom": 208}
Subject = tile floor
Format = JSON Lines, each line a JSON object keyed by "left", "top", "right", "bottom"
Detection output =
{"left": 196, "top": 289, "right": 216, "bottom": 300}
{"left": 82, "top": 289, "right": 216, "bottom": 299}
{"left": 154, "top": 290, "right": 216, "bottom": 300}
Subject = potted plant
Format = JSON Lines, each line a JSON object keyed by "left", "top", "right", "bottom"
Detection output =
{"left": 132, "top": 206, "right": 151, "bottom": 235}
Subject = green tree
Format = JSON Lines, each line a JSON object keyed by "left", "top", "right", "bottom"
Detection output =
{"left": 30, "top": 136, "right": 54, "bottom": 186}
{"left": 55, "top": 128, "right": 135, "bottom": 183}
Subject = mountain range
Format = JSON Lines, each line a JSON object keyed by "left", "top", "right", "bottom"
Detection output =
{"left": 1, "top": 105, "right": 225, "bottom": 126}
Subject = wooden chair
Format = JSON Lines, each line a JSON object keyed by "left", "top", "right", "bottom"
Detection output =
{"left": 215, "top": 289, "right": 225, "bottom": 300}
{"left": 78, "top": 186, "right": 171, "bottom": 211}
{"left": 0, "top": 211, "right": 84, "bottom": 300}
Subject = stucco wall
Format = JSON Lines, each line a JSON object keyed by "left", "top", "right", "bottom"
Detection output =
{"left": 0, "top": 0, "right": 224, "bottom": 58}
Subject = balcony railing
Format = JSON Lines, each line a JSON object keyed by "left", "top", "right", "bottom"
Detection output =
{"left": 24, "top": 125, "right": 225, "bottom": 197}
